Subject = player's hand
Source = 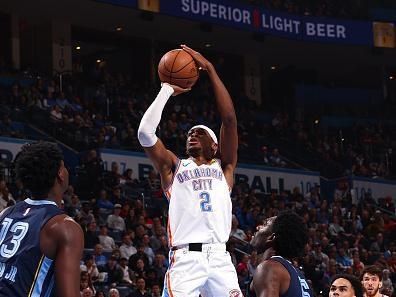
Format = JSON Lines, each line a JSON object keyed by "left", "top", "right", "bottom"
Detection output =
{"left": 181, "top": 44, "right": 212, "bottom": 71}
{"left": 162, "top": 82, "right": 191, "bottom": 96}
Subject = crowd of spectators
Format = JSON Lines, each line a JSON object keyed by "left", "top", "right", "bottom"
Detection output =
{"left": 267, "top": 112, "right": 395, "bottom": 178}
{"left": 1, "top": 152, "right": 396, "bottom": 296}
{"left": 0, "top": 70, "right": 291, "bottom": 168}
{"left": 0, "top": 62, "right": 395, "bottom": 295}
{"left": 1, "top": 67, "right": 394, "bottom": 179}
{"left": 0, "top": 72, "right": 395, "bottom": 296}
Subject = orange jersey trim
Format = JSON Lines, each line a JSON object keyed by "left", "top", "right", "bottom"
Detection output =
{"left": 167, "top": 216, "right": 173, "bottom": 247}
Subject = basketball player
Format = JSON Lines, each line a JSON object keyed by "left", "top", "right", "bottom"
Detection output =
{"left": 330, "top": 274, "right": 363, "bottom": 297}
{"left": 138, "top": 44, "right": 241, "bottom": 297}
{"left": 360, "top": 266, "right": 389, "bottom": 297}
{"left": 250, "top": 211, "right": 313, "bottom": 297}
{"left": 0, "top": 141, "right": 84, "bottom": 297}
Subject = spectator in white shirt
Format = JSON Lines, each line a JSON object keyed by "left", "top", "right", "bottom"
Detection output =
{"left": 98, "top": 225, "right": 116, "bottom": 251}
{"left": 107, "top": 204, "right": 126, "bottom": 232}
{"left": 119, "top": 233, "right": 137, "bottom": 260}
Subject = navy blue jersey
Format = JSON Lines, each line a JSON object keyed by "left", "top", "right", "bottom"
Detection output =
{"left": 0, "top": 198, "right": 63, "bottom": 297}
{"left": 270, "top": 256, "right": 313, "bottom": 297}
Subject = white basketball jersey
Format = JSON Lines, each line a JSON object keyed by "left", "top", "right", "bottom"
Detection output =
{"left": 164, "top": 158, "right": 232, "bottom": 247}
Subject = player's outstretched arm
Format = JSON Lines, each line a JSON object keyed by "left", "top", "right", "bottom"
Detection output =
{"left": 52, "top": 216, "right": 84, "bottom": 297}
{"left": 138, "top": 83, "right": 189, "bottom": 188}
{"left": 181, "top": 45, "right": 238, "bottom": 186}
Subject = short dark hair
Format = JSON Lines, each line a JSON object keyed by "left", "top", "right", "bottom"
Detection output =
{"left": 360, "top": 265, "right": 383, "bottom": 281}
{"left": 331, "top": 274, "right": 363, "bottom": 297}
{"left": 14, "top": 141, "right": 63, "bottom": 197}
{"left": 272, "top": 210, "right": 308, "bottom": 258}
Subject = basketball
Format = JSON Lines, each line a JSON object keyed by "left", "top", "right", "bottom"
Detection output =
{"left": 158, "top": 49, "right": 199, "bottom": 89}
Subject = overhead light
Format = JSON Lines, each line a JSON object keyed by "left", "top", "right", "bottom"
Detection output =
{"left": 75, "top": 46, "right": 81, "bottom": 50}
{"left": 115, "top": 26, "right": 123, "bottom": 32}
{"left": 314, "top": 119, "right": 319, "bottom": 124}
{"left": 204, "top": 43, "right": 212, "bottom": 48}
{"left": 271, "top": 66, "right": 276, "bottom": 70}
{"left": 390, "top": 76, "right": 394, "bottom": 80}
{"left": 96, "top": 59, "right": 102, "bottom": 63}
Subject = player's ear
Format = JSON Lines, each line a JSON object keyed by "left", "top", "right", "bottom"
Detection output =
{"left": 57, "top": 169, "right": 65, "bottom": 183}
{"left": 212, "top": 142, "right": 218, "bottom": 153}
{"left": 57, "top": 164, "right": 66, "bottom": 182}
{"left": 268, "top": 233, "right": 276, "bottom": 242}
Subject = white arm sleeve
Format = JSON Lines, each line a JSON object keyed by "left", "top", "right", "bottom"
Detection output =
{"left": 138, "top": 83, "right": 174, "bottom": 147}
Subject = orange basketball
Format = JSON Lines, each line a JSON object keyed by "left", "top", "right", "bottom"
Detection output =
{"left": 158, "top": 49, "right": 199, "bottom": 89}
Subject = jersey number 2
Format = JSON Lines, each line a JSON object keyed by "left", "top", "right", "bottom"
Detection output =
{"left": 0, "top": 218, "right": 29, "bottom": 258}
{"left": 199, "top": 192, "right": 213, "bottom": 212}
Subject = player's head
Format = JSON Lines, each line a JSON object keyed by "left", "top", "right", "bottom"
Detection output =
{"left": 186, "top": 125, "right": 218, "bottom": 159}
{"left": 151, "top": 284, "right": 161, "bottom": 295}
{"left": 14, "top": 141, "right": 68, "bottom": 199}
{"left": 251, "top": 210, "right": 308, "bottom": 259}
{"left": 360, "top": 265, "right": 383, "bottom": 297}
{"left": 330, "top": 274, "right": 363, "bottom": 297}
{"left": 109, "top": 288, "right": 120, "bottom": 297}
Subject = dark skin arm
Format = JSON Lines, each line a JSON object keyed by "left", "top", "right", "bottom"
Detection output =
{"left": 252, "top": 259, "right": 291, "bottom": 297}
{"left": 181, "top": 45, "right": 238, "bottom": 188}
{"left": 141, "top": 85, "right": 190, "bottom": 189}
{"left": 41, "top": 214, "right": 84, "bottom": 297}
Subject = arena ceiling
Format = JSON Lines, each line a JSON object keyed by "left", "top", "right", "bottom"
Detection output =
{"left": 1, "top": 0, "right": 395, "bottom": 86}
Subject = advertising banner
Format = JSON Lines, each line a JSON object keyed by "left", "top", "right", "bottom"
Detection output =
{"left": 159, "top": 0, "right": 373, "bottom": 45}
{"left": 352, "top": 177, "right": 396, "bottom": 201}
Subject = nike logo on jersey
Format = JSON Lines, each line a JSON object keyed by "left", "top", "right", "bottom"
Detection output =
{"left": 182, "top": 162, "right": 191, "bottom": 167}
{"left": 23, "top": 208, "right": 31, "bottom": 216}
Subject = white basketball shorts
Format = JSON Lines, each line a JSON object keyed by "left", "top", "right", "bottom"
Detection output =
{"left": 162, "top": 243, "right": 243, "bottom": 297}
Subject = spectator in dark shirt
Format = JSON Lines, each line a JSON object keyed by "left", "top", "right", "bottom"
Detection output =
{"left": 129, "top": 244, "right": 149, "bottom": 270}
{"left": 80, "top": 150, "right": 104, "bottom": 195}
{"left": 84, "top": 220, "right": 100, "bottom": 249}
{"left": 99, "top": 256, "right": 123, "bottom": 287}
{"left": 128, "top": 277, "right": 150, "bottom": 297}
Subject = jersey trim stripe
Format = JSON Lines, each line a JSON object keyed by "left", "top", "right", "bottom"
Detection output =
{"left": 167, "top": 217, "right": 173, "bottom": 247}
{"left": 25, "top": 199, "right": 57, "bottom": 207}
{"left": 43, "top": 275, "right": 55, "bottom": 297}
{"left": 30, "top": 256, "right": 53, "bottom": 297}
{"left": 164, "top": 189, "right": 171, "bottom": 201}
{"left": 28, "top": 255, "right": 45, "bottom": 296}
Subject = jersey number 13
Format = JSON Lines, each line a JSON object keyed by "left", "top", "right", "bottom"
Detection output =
{"left": 0, "top": 218, "right": 29, "bottom": 258}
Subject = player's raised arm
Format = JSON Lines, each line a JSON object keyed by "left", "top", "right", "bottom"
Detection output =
{"left": 137, "top": 83, "right": 189, "bottom": 188}
{"left": 181, "top": 45, "right": 238, "bottom": 186}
